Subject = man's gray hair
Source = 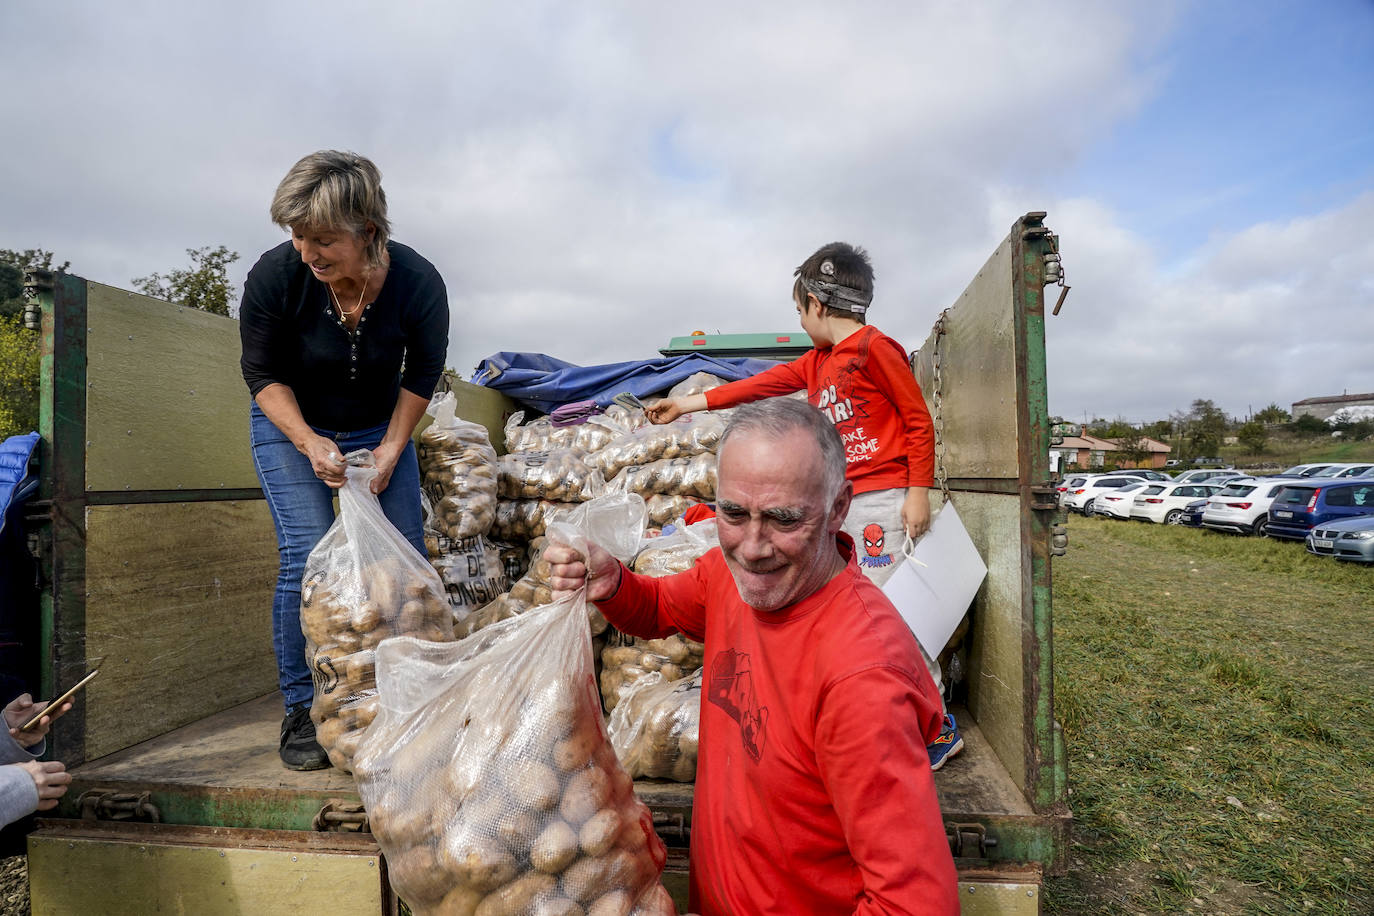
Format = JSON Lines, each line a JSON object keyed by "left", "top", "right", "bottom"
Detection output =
{"left": 269, "top": 150, "right": 391, "bottom": 267}
{"left": 719, "top": 398, "right": 846, "bottom": 499}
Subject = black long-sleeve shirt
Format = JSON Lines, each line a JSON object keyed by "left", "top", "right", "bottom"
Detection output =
{"left": 239, "top": 240, "right": 450, "bottom": 431}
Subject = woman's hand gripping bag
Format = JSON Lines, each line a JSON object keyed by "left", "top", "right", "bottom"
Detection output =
{"left": 299, "top": 452, "right": 453, "bottom": 774}
{"left": 352, "top": 577, "right": 677, "bottom": 916}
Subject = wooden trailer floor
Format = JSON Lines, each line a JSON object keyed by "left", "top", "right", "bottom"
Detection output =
{"left": 66, "top": 693, "right": 1029, "bottom": 823}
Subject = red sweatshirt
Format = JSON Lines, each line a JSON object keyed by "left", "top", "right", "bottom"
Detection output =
{"left": 704, "top": 326, "right": 935, "bottom": 492}
{"left": 598, "top": 535, "right": 959, "bottom": 915}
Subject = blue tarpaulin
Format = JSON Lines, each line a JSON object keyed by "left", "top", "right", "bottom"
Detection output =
{"left": 470, "top": 352, "right": 783, "bottom": 415}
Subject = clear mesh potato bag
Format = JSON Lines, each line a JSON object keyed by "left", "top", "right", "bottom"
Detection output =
{"left": 607, "top": 454, "right": 717, "bottom": 501}
{"left": 418, "top": 392, "right": 500, "bottom": 541}
{"left": 353, "top": 581, "right": 676, "bottom": 916}
{"left": 607, "top": 670, "right": 701, "bottom": 782}
{"left": 504, "top": 409, "right": 642, "bottom": 454}
{"left": 499, "top": 449, "right": 607, "bottom": 503}
{"left": 300, "top": 453, "right": 453, "bottom": 773}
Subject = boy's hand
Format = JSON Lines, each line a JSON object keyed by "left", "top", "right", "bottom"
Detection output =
{"left": 18, "top": 760, "right": 71, "bottom": 811}
{"left": 645, "top": 397, "right": 685, "bottom": 425}
{"left": 645, "top": 393, "right": 709, "bottom": 425}
{"left": 5, "top": 694, "right": 73, "bottom": 745}
{"left": 902, "top": 487, "right": 931, "bottom": 539}
{"left": 544, "top": 541, "right": 622, "bottom": 602}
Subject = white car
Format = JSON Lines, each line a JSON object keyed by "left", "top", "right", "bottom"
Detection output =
{"left": 1062, "top": 474, "right": 1152, "bottom": 516}
{"left": 1130, "top": 482, "right": 1225, "bottom": 524}
{"left": 1305, "top": 462, "right": 1374, "bottom": 480}
{"left": 1094, "top": 481, "right": 1152, "bottom": 519}
{"left": 1172, "top": 469, "right": 1244, "bottom": 486}
{"left": 1202, "top": 478, "right": 1300, "bottom": 536}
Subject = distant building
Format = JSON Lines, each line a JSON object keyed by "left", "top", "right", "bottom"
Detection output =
{"left": 1050, "top": 426, "right": 1172, "bottom": 471}
{"left": 1292, "top": 392, "right": 1374, "bottom": 422}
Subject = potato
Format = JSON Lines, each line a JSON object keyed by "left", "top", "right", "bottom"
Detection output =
{"left": 531, "top": 819, "right": 579, "bottom": 874}
{"left": 386, "top": 843, "right": 450, "bottom": 905}
{"left": 532, "top": 897, "right": 585, "bottom": 916}
{"left": 493, "top": 809, "right": 540, "bottom": 851}
{"left": 586, "top": 890, "right": 632, "bottom": 916}
{"left": 435, "top": 885, "right": 486, "bottom": 916}
{"left": 559, "top": 767, "right": 611, "bottom": 825}
{"left": 578, "top": 808, "right": 622, "bottom": 857}
{"left": 559, "top": 854, "right": 612, "bottom": 903}
{"left": 502, "top": 759, "right": 561, "bottom": 810}
{"left": 475, "top": 873, "right": 558, "bottom": 916}
{"left": 439, "top": 834, "right": 519, "bottom": 893}
{"left": 553, "top": 719, "right": 601, "bottom": 772}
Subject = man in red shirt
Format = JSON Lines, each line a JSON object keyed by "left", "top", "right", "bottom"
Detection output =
{"left": 547, "top": 399, "right": 959, "bottom": 915}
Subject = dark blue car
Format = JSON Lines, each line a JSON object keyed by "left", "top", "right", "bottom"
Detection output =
{"left": 1178, "top": 498, "right": 1209, "bottom": 527}
{"left": 1266, "top": 478, "right": 1374, "bottom": 540}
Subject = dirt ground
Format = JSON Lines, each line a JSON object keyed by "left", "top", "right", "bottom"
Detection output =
{"left": 0, "top": 857, "right": 27, "bottom": 916}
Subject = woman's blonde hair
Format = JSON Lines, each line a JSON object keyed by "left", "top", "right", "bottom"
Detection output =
{"left": 269, "top": 150, "right": 390, "bottom": 266}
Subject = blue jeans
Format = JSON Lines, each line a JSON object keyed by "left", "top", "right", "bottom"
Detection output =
{"left": 249, "top": 403, "right": 425, "bottom": 712}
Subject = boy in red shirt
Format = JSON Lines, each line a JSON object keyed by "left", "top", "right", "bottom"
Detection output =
{"left": 648, "top": 241, "right": 963, "bottom": 768}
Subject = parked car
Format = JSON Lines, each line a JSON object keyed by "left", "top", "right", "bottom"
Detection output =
{"left": 1062, "top": 474, "right": 1150, "bottom": 516}
{"left": 1275, "top": 463, "right": 1337, "bottom": 478}
{"left": 1266, "top": 479, "right": 1374, "bottom": 541}
{"left": 1201, "top": 478, "right": 1295, "bottom": 536}
{"left": 1111, "top": 468, "right": 1172, "bottom": 481}
{"left": 1177, "top": 498, "right": 1209, "bottom": 527}
{"left": 1131, "top": 482, "right": 1225, "bottom": 524}
{"left": 1305, "top": 515, "right": 1374, "bottom": 564}
{"left": 1306, "top": 462, "right": 1374, "bottom": 479}
{"left": 1164, "top": 459, "right": 1182, "bottom": 467}
{"left": 1172, "top": 469, "right": 1245, "bottom": 486}
{"left": 1094, "top": 481, "right": 1152, "bottom": 519}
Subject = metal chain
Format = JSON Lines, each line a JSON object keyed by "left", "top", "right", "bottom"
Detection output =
{"left": 931, "top": 309, "right": 952, "bottom": 504}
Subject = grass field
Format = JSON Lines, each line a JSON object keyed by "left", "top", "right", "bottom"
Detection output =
{"left": 1043, "top": 515, "right": 1372, "bottom": 914}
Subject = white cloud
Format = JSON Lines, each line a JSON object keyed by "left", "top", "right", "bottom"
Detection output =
{"left": 4, "top": 0, "right": 1368, "bottom": 428}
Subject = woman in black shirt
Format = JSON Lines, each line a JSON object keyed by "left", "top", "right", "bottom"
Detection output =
{"left": 239, "top": 150, "right": 449, "bottom": 770}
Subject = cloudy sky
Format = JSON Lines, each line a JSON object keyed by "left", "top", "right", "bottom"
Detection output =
{"left": 3, "top": 0, "right": 1371, "bottom": 425}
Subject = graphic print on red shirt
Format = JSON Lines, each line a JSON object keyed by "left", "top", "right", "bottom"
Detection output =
{"left": 705, "top": 648, "right": 769, "bottom": 762}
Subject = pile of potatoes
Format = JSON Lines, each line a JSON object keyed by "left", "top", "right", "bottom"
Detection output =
{"left": 642, "top": 495, "right": 699, "bottom": 530}
{"left": 499, "top": 450, "right": 606, "bottom": 503}
{"left": 504, "top": 409, "right": 643, "bottom": 454}
{"left": 354, "top": 601, "right": 675, "bottom": 916}
{"left": 418, "top": 400, "right": 500, "bottom": 541}
{"left": 608, "top": 671, "right": 701, "bottom": 783}
{"left": 491, "top": 499, "right": 579, "bottom": 542}
{"left": 301, "top": 563, "right": 453, "bottom": 774}
{"left": 587, "top": 413, "right": 725, "bottom": 479}
{"left": 608, "top": 454, "right": 716, "bottom": 501}
{"left": 456, "top": 538, "right": 610, "bottom": 644}
{"left": 600, "top": 633, "right": 704, "bottom": 713}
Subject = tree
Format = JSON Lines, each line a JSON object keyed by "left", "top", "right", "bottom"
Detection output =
{"left": 0, "top": 249, "right": 70, "bottom": 320}
{"left": 1237, "top": 420, "right": 1268, "bottom": 454}
{"left": 133, "top": 245, "right": 240, "bottom": 317}
{"left": 1172, "top": 399, "right": 1229, "bottom": 457}
{"left": 1253, "top": 403, "right": 1290, "bottom": 426}
{"left": 0, "top": 316, "right": 39, "bottom": 438}
{"left": 1290, "top": 413, "right": 1329, "bottom": 436}
{"left": 1112, "top": 431, "right": 1151, "bottom": 467}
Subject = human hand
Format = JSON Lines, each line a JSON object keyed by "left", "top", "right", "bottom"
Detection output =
{"left": 303, "top": 436, "right": 347, "bottom": 489}
{"left": 5, "top": 694, "right": 72, "bottom": 745}
{"left": 902, "top": 487, "right": 931, "bottom": 539}
{"left": 544, "top": 540, "right": 622, "bottom": 602}
{"left": 18, "top": 760, "right": 71, "bottom": 811}
{"left": 368, "top": 440, "right": 404, "bottom": 495}
{"left": 645, "top": 397, "right": 685, "bottom": 425}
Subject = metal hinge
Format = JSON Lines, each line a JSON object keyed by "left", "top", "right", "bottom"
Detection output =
{"left": 312, "top": 799, "right": 370, "bottom": 833}
{"left": 78, "top": 790, "right": 161, "bottom": 823}
{"left": 1050, "top": 524, "right": 1069, "bottom": 557}
{"left": 1030, "top": 485, "right": 1060, "bottom": 512}
{"left": 946, "top": 821, "right": 997, "bottom": 858}
{"left": 651, "top": 811, "right": 691, "bottom": 846}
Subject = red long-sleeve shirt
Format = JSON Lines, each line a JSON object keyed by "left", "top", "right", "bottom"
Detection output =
{"left": 704, "top": 326, "right": 935, "bottom": 492}
{"left": 598, "top": 536, "right": 959, "bottom": 915}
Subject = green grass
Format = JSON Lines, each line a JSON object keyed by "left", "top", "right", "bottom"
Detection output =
{"left": 1043, "top": 515, "right": 1373, "bottom": 915}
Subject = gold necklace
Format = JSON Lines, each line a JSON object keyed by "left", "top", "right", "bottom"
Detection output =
{"left": 329, "top": 279, "right": 366, "bottom": 318}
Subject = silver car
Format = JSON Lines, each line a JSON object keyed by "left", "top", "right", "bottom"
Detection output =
{"left": 1306, "top": 515, "right": 1374, "bottom": 564}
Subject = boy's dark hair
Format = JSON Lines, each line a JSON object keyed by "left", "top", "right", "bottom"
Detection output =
{"left": 793, "top": 242, "right": 874, "bottom": 324}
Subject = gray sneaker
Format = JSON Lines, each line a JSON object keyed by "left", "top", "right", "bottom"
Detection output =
{"left": 280, "top": 706, "right": 331, "bottom": 771}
